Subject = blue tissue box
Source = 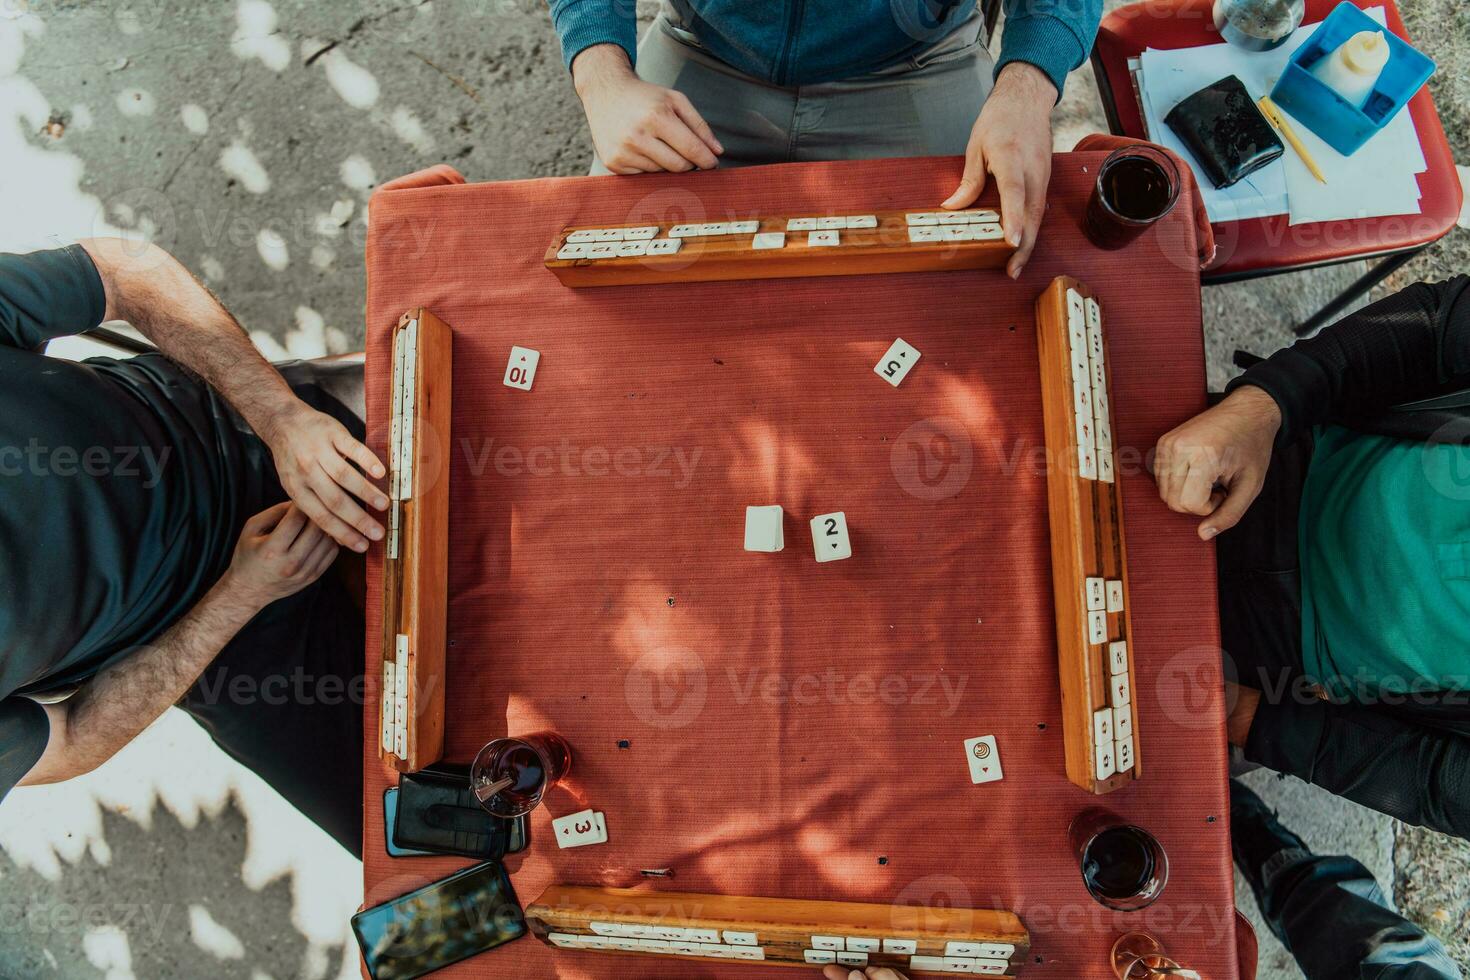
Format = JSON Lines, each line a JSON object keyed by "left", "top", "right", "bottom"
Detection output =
{"left": 1268, "top": 1, "right": 1435, "bottom": 156}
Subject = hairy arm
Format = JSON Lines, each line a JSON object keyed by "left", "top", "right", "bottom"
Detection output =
{"left": 20, "top": 502, "right": 337, "bottom": 785}
{"left": 76, "top": 239, "right": 387, "bottom": 551}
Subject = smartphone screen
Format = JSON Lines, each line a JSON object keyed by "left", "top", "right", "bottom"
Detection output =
{"left": 383, "top": 788, "right": 434, "bottom": 858}
{"left": 352, "top": 861, "right": 526, "bottom": 980}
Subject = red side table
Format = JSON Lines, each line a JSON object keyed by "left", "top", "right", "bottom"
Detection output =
{"left": 1091, "top": 0, "right": 1463, "bottom": 334}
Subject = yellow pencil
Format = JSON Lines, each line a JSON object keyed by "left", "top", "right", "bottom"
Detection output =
{"left": 1258, "top": 95, "right": 1327, "bottom": 184}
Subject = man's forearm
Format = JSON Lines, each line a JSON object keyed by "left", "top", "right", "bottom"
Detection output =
{"left": 1230, "top": 276, "right": 1470, "bottom": 446}
{"left": 78, "top": 238, "right": 303, "bottom": 444}
{"left": 22, "top": 576, "right": 263, "bottom": 784}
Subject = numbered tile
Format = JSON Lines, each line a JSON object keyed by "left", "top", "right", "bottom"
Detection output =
{"left": 752, "top": 231, "right": 786, "bottom": 250}
{"left": 811, "top": 936, "right": 844, "bottom": 951}
{"left": 669, "top": 224, "right": 701, "bottom": 237}
{"left": 1074, "top": 378, "right": 1093, "bottom": 418}
{"left": 845, "top": 215, "right": 878, "bottom": 228}
{"left": 646, "top": 238, "right": 682, "bottom": 255}
{"left": 942, "top": 958, "right": 979, "bottom": 973}
{"left": 730, "top": 220, "right": 760, "bottom": 234}
{"left": 1095, "top": 740, "right": 1117, "bottom": 780}
{"left": 875, "top": 337, "right": 921, "bottom": 387}
{"left": 723, "top": 932, "right": 758, "bottom": 946}
{"left": 556, "top": 243, "right": 591, "bottom": 260}
{"left": 941, "top": 225, "right": 971, "bottom": 241}
{"left": 1086, "top": 296, "right": 1103, "bottom": 332}
{"left": 1097, "top": 418, "right": 1113, "bottom": 452}
{"left": 973, "top": 958, "right": 1010, "bottom": 975}
{"left": 905, "top": 212, "right": 940, "bottom": 225}
{"left": 1110, "top": 672, "right": 1131, "bottom": 708}
{"left": 697, "top": 222, "right": 729, "bottom": 235}
{"left": 1109, "top": 640, "right": 1129, "bottom": 675}
{"left": 615, "top": 240, "right": 648, "bottom": 257}
{"left": 908, "top": 226, "right": 943, "bottom": 243}
{"left": 744, "top": 505, "right": 784, "bottom": 553}
{"left": 787, "top": 217, "right": 817, "bottom": 231}
{"left": 978, "top": 943, "right": 1016, "bottom": 959}
{"left": 1114, "top": 705, "right": 1133, "bottom": 741}
{"left": 729, "top": 947, "right": 765, "bottom": 960}
{"left": 1098, "top": 450, "right": 1116, "bottom": 484}
{"left": 503, "top": 346, "right": 540, "bottom": 391}
{"left": 586, "top": 243, "right": 617, "bottom": 258}
{"left": 846, "top": 938, "right": 880, "bottom": 953}
{"left": 1078, "top": 445, "right": 1098, "bottom": 481}
{"left": 1106, "top": 580, "right": 1125, "bottom": 613}
{"left": 964, "top": 734, "right": 1003, "bottom": 784}
{"left": 804, "top": 950, "right": 836, "bottom": 964}
{"left": 566, "top": 229, "right": 599, "bottom": 243}
{"left": 1086, "top": 577, "right": 1106, "bottom": 611}
{"left": 552, "top": 808, "right": 607, "bottom": 848}
{"left": 938, "top": 211, "right": 972, "bottom": 225}
{"left": 961, "top": 209, "right": 1001, "bottom": 223}
{"left": 838, "top": 953, "right": 869, "bottom": 966}
{"left": 816, "top": 216, "right": 845, "bottom": 230}
{"left": 624, "top": 226, "right": 658, "bottom": 240}
{"left": 1091, "top": 357, "right": 1107, "bottom": 392}
{"left": 1117, "top": 735, "right": 1135, "bottom": 772}
{"left": 592, "top": 228, "right": 624, "bottom": 242}
{"left": 1088, "top": 610, "right": 1107, "bottom": 645}
{"left": 945, "top": 942, "right": 987, "bottom": 957}
{"left": 810, "top": 511, "right": 852, "bottom": 563}
{"left": 884, "top": 939, "right": 918, "bottom": 955}
{"left": 1093, "top": 707, "right": 1113, "bottom": 747}
{"left": 968, "top": 223, "right": 1005, "bottom": 241}
{"left": 807, "top": 230, "right": 841, "bottom": 247}
{"left": 1094, "top": 383, "right": 1110, "bottom": 419}
{"left": 1067, "top": 288, "right": 1086, "bottom": 327}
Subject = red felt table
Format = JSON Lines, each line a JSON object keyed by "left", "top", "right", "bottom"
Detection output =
{"left": 1093, "top": 0, "right": 1463, "bottom": 280}
{"left": 361, "top": 155, "right": 1238, "bottom": 979}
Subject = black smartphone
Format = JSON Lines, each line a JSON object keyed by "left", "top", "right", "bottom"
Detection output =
{"left": 383, "top": 788, "right": 434, "bottom": 858}
{"left": 351, "top": 861, "right": 526, "bottom": 980}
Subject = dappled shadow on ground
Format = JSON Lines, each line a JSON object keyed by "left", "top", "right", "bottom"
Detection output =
{"left": 0, "top": 799, "right": 346, "bottom": 980}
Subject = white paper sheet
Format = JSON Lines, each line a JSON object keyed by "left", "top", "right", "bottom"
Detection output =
{"left": 1137, "top": 7, "right": 1426, "bottom": 225}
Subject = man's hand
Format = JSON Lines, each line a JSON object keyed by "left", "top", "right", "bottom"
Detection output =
{"left": 943, "top": 62, "right": 1056, "bottom": 280}
{"left": 572, "top": 44, "right": 722, "bottom": 173}
{"left": 260, "top": 403, "right": 387, "bottom": 552}
{"left": 1153, "top": 386, "right": 1282, "bottom": 540}
{"left": 822, "top": 966, "right": 908, "bottom": 980}
{"left": 77, "top": 239, "right": 386, "bottom": 550}
{"left": 222, "top": 501, "right": 340, "bottom": 610}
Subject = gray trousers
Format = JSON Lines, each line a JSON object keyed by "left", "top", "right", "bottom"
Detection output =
{"left": 590, "top": 10, "right": 995, "bottom": 173}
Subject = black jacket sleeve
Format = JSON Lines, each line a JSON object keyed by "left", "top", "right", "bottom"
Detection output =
{"left": 0, "top": 245, "right": 107, "bottom": 351}
{"left": 1246, "top": 694, "right": 1470, "bottom": 842}
{"left": 1227, "top": 276, "right": 1470, "bottom": 446}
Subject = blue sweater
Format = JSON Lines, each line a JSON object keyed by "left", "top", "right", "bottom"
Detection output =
{"left": 548, "top": 0, "right": 1100, "bottom": 99}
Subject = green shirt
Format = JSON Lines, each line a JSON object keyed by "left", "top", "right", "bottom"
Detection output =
{"left": 1301, "top": 425, "right": 1470, "bottom": 699}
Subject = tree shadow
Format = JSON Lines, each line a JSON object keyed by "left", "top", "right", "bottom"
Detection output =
{"left": 0, "top": 799, "right": 347, "bottom": 980}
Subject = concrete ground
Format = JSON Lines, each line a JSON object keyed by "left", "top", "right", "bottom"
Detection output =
{"left": 0, "top": 1, "right": 1466, "bottom": 978}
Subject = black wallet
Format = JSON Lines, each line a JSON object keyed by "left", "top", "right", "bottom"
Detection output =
{"left": 392, "top": 763, "right": 528, "bottom": 859}
{"left": 1164, "top": 74, "right": 1284, "bottom": 189}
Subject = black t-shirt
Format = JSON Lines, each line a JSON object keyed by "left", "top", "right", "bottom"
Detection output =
{"left": 0, "top": 246, "right": 278, "bottom": 800}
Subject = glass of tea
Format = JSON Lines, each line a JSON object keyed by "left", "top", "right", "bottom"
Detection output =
{"left": 1084, "top": 146, "right": 1181, "bottom": 250}
{"left": 471, "top": 731, "right": 573, "bottom": 818}
{"left": 1070, "top": 809, "right": 1170, "bottom": 912}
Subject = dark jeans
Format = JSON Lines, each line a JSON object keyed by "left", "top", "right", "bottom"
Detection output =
{"left": 1233, "top": 781, "right": 1462, "bottom": 980}
{"left": 1218, "top": 429, "right": 1470, "bottom": 841}
{"left": 179, "top": 365, "right": 366, "bottom": 858}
